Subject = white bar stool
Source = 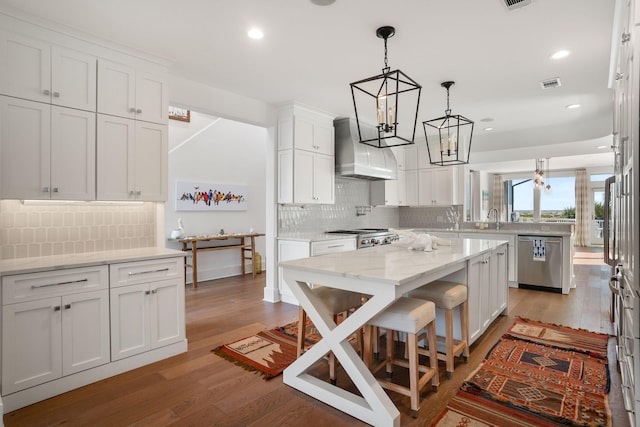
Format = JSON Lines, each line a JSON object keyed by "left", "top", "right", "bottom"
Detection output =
{"left": 297, "top": 286, "right": 363, "bottom": 384}
{"left": 365, "top": 297, "right": 439, "bottom": 415}
{"left": 409, "top": 280, "right": 469, "bottom": 378}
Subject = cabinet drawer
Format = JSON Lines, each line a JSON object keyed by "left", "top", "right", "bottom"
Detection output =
{"left": 2, "top": 265, "right": 108, "bottom": 305}
{"left": 311, "top": 238, "right": 356, "bottom": 256}
{"left": 110, "top": 257, "right": 183, "bottom": 287}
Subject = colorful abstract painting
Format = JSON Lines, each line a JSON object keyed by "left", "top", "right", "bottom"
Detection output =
{"left": 175, "top": 181, "right": 248, "bottom": 211}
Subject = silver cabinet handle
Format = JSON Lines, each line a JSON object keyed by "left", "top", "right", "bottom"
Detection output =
{"left": 128, "top": 267, "right": 170, "bottom": 276}
{"left": 53, "top": 187, "right": 59, "bottom": 193}
{"left": 136, "top": 108, "right": 142, "bottom": 114}
{"left": 53, "top": 306, "right": 61, "bottom": 311}
{"left": 327, "top": 245, "right": 345, "bottom": 249}
{"left": 151, "top": 289, "right": 157, "bottom": 294}
{"left": 43, "top": 187, "right": 50, "bottom": 192}
{"left": 129, "top": 107, "right": 136, "bottom": 113}
{"left": 136, "top": 190, "right": 142, "bottom": 196}
{"left": 497, "top": 252, "right": 505, "bottom": 256}
{"left": 32, "top": 278, "right": 89, "bottom": 289}
{"left": 145, "top": 290, "right": 151, "bottom": 295}
{"left": 622, "top": 32, "right": 631, "bottom": 43}
{"left": 53, "top": 91, "right": 60, "bottom": 97}
{"left": 64, "top": 304, "right": 71, "bottom": 310}
{"left": 43, "top": 89, "right": 50, "bottom": 95}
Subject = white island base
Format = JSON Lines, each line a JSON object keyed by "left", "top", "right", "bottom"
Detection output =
{"left": 280, "top": 239, "right": 508, "bottom": 427}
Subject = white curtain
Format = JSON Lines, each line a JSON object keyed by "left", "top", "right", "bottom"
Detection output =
{"left": 575, "top": 169, "right": 589, "bottom": 246}
{"left": 493, "top": 175, "right": 504, "bottom": 221}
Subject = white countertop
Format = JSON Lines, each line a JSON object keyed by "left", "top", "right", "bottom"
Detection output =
{"left": 280, "top": 238, "right": 507, "bottom": 286}
{"left": 277, "top": 232, "right": 357, "bottom": 242}
{"left": 408, "top": 227, "right": 573, "bottom": 237}
{"left": 0, "top": 247, "right": 185, "bottom": 276}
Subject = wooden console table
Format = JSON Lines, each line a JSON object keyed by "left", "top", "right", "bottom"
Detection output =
{"left": 177, "top": 233, "right": 265, "bottom": 288}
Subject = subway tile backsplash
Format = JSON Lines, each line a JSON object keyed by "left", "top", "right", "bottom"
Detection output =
{"left": 278, "top": 178, "right": 464, "bottom": 233}
{"left": 0, "top": 200, "right": 156, "bottom": 259}
{"left": 279, "top": 177, "right": 399, "bottom": 233}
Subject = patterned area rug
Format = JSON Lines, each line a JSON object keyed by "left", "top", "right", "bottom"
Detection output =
{"left": 432, "top": 318, "right": 611, "bottom": 427}
{"left": 212, "top": 319, "right": 319, "bottom": 379}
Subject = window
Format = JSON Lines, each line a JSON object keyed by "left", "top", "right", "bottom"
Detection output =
{"left": 540, "top": 176, "right": 575, "bottom": 219}
{"left": 590, "top": 173, "right": 611, "bottom": 182}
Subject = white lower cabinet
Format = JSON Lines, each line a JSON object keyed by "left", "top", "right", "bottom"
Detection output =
{"left": 110, "top": 278, "right": 185, "bottom": 361}
{"left": 2, "top": 267, "right": 109, "bottom": 395}
{"left": 278, "top": 237, "right": 356, "bottom": 304}
{"left": 466, "top": 244, "right": 508, "bottom": 344}
{"left": 1, "top": 255, "right": 186, "bottom": 413}
{"left": 109, "top": 259, "right": 185, "bottom": 361}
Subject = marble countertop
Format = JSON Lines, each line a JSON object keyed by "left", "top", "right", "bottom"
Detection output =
{"left": 406, "top": 227, "right": 573, "bottom": 237}
{"left": 0, "top": 247, "right": 185, "bottom": 276}
{"left": 280, "top": 238, "right": 508, "bottom": 286}
{"left": 277, "top": 232, "right": 357, "bottom": 242}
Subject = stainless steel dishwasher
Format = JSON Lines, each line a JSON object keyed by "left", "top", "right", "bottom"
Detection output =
{"left": 517, "top": 235, "right": 563, "bottom": 292}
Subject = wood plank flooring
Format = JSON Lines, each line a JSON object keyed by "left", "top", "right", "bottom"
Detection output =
{"left": 3, "top": 248, "right": 629, "bottom": 426}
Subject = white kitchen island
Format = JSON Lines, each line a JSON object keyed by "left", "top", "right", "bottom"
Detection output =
{"left": 280, "top": 238, "right": 508, "bottom": 427}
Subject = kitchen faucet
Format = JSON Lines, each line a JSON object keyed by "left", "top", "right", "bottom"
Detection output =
{"left": 487, "top": 208, "right": 500, "bottom": 230}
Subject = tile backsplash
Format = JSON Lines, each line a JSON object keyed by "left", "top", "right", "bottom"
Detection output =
{"left": 399, "top": 205, "right": 463, "bottom": 229}
{"left": 279, "top": 177, "right": 399, "bottom": 233}
{"left": 0, "top": 200, "right": 157, "bottom": 259}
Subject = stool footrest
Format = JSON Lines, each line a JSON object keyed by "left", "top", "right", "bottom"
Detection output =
{"left": 418, "top": 335, "right": 467, "bottom": 359}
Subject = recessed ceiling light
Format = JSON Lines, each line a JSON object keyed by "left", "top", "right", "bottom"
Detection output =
{"left": 566, "top": 104, "right": 581, "bottom": 109}
{"left": 248, "top": 28, "right": 264, "bottom": 40}
{"left": 480, "top": 117, "right": 494, "bottom": 122}
{"left": 551, "top": 50, "right": 570, "bottom": 60}
{"left": 597, "top": 145, "right": 607, "bottom": 149}
{"left": 484, "top": 127, "right": 494, "bottom": 131}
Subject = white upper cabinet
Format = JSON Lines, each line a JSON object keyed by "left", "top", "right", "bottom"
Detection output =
{"left": 278, "top": 104, "right": 335, "bottom": 204}
{"left": 97, "top": 59, "right": 168, "bottom": 124}
{"left": 0, "top": 32, "right": 96, "bottom": 111}
{"left": 417, "top": 166, "right": 461, "bottom": 206}
{"left": 0, "top": 96, "right": 95, "bottom": 200}
{"left": 97, "top": 114, "right": 167, "bottom": 201}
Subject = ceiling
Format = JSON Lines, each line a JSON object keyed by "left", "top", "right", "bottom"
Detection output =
{"left": 0, "top": 0, "right": 616, "bottom": 173}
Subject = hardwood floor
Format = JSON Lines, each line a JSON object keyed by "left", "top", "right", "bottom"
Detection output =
{"left": 4, "top": 248, "right": 628, "bottom": 426}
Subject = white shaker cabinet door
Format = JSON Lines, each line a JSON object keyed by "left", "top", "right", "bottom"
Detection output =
{"left": 51, "top": 45, "right": 97, "bottom": 112}
{"left": 0, "top": 31, "right": 51, "bottom": 103}
{"left": 97, "top": 114, "right": 135, "bottom": 200}
{"left": 61, "top": 290, "right": 110, "bottom": 376}
{"left": 50, "top": 106, "right": 96, "bottom": 200}
{"left": 135, "top": 71, "right": 168, "bottom": 125}
{"left": 313, "top": 153, "right": 335, "bottom": 204}
{"left": 149, "top": 279, "right": 185, "bottom": 349}
{"left": 110, "top": 283, "right": 150, "bottom": 361}
{"left": 2, "top": 297, "right": 62, "bottom": 394}
{"left": 134, "top": 121, "right": 167, "bottom": 201}
{"left": 0, "top": 96, "right": 51, "bottom": 199}
{"left": 97, "top": 59, "right": 136, "bottom": 120}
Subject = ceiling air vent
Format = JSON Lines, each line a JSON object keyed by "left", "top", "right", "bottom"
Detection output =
{"left": 540, "top": 77, "right": 561, "bottom": 89}
{"left": 503, "top": 0, "right": 532, "bottom": 11}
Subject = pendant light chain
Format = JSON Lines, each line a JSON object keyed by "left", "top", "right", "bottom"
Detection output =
{"left": 445, "top": 85, "right": 451, "bottom": 116}
{"left": 382, "top": 36, "right": 390, "bottom": 73}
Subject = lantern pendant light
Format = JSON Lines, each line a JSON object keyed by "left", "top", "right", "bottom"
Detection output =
{"left": 350, "top": 26, "right": 422, "bottom": 148}
{"left": 423, "top": 81, "right": 474, "bottom": 166}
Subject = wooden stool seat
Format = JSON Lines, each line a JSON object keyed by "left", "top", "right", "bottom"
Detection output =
{"left": 365, "top": 297, "right": 439, "bottom": 414}
{"left": 409, "top": 281, "right": 469, "bottom": 379}
{"left": 297, "top": 287, "right": 363, "bottom": 384}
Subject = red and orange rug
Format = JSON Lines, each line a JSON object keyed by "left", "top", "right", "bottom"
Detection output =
{"left": 212, "top": 318, "right": 319, "bottom": 379}
{"left": 432, "top": 318, "right": 611, "bottom": 427}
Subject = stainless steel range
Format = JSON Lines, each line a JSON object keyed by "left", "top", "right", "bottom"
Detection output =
{"left": 326, "top": 228, "right": 399, "bottom": 249}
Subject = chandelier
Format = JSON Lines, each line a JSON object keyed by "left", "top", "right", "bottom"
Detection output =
{"left": 534, "top": 158, "right": 546, "bottom": 189}
{"left": 350, "top": 26, "right": 422, "bottom": 148}
{"left": 423, "top": 81, "right": 474, "bottom": 166}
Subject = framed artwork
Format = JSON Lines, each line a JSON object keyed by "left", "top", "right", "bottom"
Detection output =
{"left": 175, "top": 181, "right": 248, "bottom": 211}
{"left": 168, "top": 106, "right": 191, "bottom": 122}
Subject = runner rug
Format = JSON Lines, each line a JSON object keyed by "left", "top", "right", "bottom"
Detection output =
{"left": 212, "top": 318, "right": 320, "bottom": 379}
{"left": 432, "top": 317, "right": 611, "bottom": 427}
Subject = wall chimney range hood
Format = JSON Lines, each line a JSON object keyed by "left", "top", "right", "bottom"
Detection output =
{"left": 334, "top": 118, "right": 398, "bottom": 180}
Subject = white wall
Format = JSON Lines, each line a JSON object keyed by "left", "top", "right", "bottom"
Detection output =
{"left": 165, "top": 113, "right": 268, "bottom": 283}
